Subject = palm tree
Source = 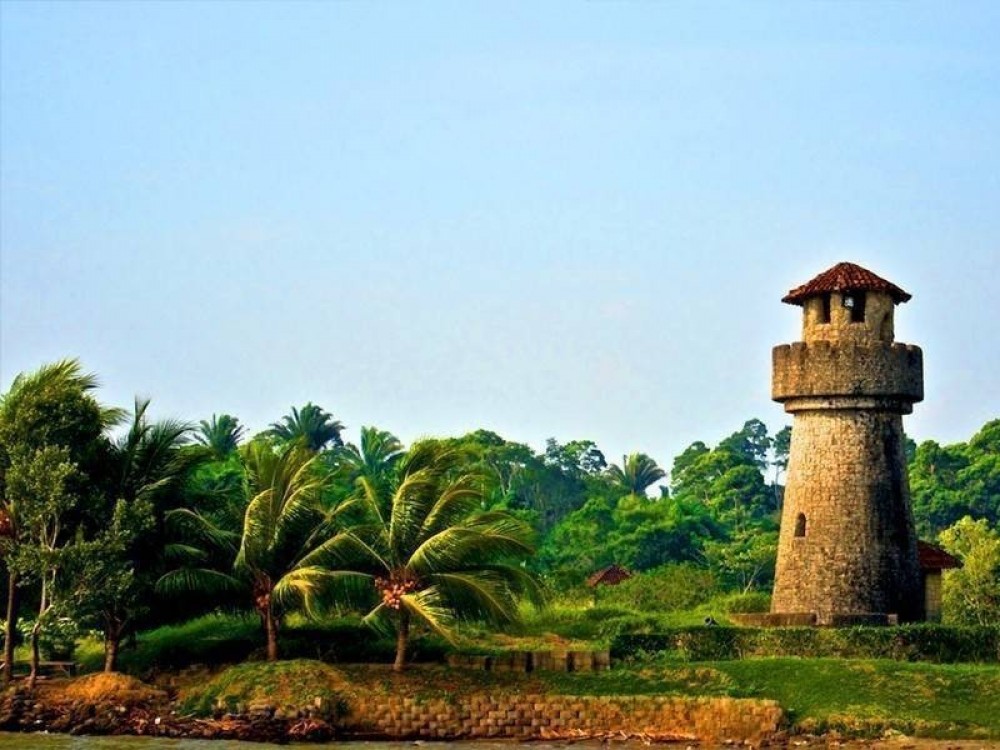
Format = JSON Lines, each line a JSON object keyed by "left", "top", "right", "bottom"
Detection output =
{"left": 158, "top": 441, "right": 365, "bottom": 661}
{"left": 608, "top": 453, "right": 666, "bottom": 497}
{"left": 268, "top": 403, "right": 344, "bottom": 451}
{"left": 335, "top": 426, "right": 404, "bottom": 490}
{"left": 93, "top": 397, "right": 204, "bottom": 671}
{"left": 348, "top": 441, "right": 541, "bottom": 671}
{"left": 195, "top": 414, "right": 246, "bottom": 459}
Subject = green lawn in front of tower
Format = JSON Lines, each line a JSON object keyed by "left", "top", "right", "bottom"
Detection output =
{"left": 704, "top": 658, "right": 1000, "bottom": 738}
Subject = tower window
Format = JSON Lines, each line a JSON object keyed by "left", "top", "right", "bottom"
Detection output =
{"left": 843, "top": 292, "right": 866, "bottom": 323}
{"left": 819, "top": 294, "right": 831, "bottom": 323}
{"left": 794, "top": 513, "right": 807, "bottom": 538}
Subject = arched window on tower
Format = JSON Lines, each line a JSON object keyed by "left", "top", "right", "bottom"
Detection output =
{"left": 794, "top": 513, "right": 807, "bottom": 538}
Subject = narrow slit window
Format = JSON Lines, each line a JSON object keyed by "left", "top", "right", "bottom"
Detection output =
{"left": 819, "top": 294, "right": 831, "bottom": 324}
{"left": 794, "top": 513, "right": 807, "bottom": 538}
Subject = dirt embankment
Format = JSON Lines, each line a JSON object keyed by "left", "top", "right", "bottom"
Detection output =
{"left": 0, "top": 672, "right": 333, "bottom": 743}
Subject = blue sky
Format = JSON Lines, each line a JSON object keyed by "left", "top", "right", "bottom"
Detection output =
{"left": 2, "top": 1, "right": 998, "bottom": 468}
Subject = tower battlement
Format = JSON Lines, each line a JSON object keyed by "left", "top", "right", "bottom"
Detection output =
{"left": 772, "top": 341, "right": 923, "bottom": 407}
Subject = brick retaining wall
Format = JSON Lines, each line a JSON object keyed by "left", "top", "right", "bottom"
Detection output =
{"left": 339, "top": 693, "right": 785, "bottom": 743}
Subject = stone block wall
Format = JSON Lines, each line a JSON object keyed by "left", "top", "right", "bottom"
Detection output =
{"left": 339, "top": 693, "right": 784, "bottom": 743}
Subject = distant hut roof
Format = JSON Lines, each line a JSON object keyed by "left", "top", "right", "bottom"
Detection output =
{"left": 586, "top": 564, "right": 633, "bottom": 588}
{"left": 917, "top": 540, "right": 962, "bottom": 571}
{"left": 782, "top": 262, "right": 912, "bottom": 305}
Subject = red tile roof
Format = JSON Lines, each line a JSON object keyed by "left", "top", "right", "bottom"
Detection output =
{"left": 917, "top": 540, "right": 962, "bottom": 571}
{"left": 782, "top": 262, "right": 912, "bottom": 305}
{"left": 586, "top": 564, "right": 633, "bottom": 588}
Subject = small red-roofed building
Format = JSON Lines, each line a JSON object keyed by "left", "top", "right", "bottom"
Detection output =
{"left": 586, "top": 564, "right": 632, "bottom": 588}
{"left": 917, "top": 540, "right": 963, "bottom": 622}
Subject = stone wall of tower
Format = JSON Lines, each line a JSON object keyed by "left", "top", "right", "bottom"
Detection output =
{"left": 801, "top": 291, "right": 895, "bottom": 344}
{"left": 770, "top": 408, "right": 923, "bottom": 622}
{"left": 772, "top": 342, "right": 923, "bottom": 404}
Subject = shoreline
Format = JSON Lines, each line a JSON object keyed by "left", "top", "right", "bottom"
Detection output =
{"left": 2, "top": 682, "right": 999, "bottom": 748}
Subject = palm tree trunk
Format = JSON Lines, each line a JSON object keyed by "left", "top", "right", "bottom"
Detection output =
{"left": 263, "top": 604, "right": 278, "bottom": 662}
{"left": 393, "top": 610, "right": 410, "bottom": 672}
{"left": 3, "top": 570, "right": 17, "bottom": 685}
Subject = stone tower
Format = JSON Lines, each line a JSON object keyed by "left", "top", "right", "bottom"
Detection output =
{"left": 770, "top": 262, "right": 924, "bottom": 624}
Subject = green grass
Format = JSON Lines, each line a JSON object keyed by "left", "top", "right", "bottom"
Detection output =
{"left": 710, "top": 658, "right": 1000, "bottom": 738}
{"left": 178, "top": 659, "right": 355, "bottom": 718}
{"left": 543, "top": 658, "right": 1000, "bottom": 738}
{"left": 458, "top": 596, "right": 748, "bottom": 648}
{"left": 76, "top": 613, "right": 262, "bottom": 674}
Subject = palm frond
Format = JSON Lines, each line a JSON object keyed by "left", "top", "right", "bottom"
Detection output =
{"left": 162, "top": 542, "right": 210, "bottom": 565}
{"left": 273, "top": 567, "right": 374, "bottom": 618}
{"left": 419, "top": 474, "right": 483, "bottom": 538}
{"left": 428, "top": 571, "right": 521, "bottom": 625}
{"left": 408, "top": 515, "right": 535, "bottom": 575}
{"left": 295, "top": 530, "right": 386, "bottom": 573}
{"left": 401, "top": 587, "right": 457, "bottom": 642}
{"left": 156, "top": 568, "right": 242, "bottom": 596}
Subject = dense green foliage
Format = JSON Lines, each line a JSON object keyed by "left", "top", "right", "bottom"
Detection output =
{"left": 939, "top": 516, "right": 1000, "bottom": 626}
{"left": 910, "top": 420, "right": 1000, "bottom": 536}
{"left": 1, "top": 358, "right": 997, "bottom": 679}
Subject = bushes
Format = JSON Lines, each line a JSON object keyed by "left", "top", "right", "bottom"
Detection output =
{"left": 600, "top": 564, "right": 719, "bottom": 612}
{"left": 18, "top": 613, "right": 83, "bottom": 660}
{"left": 612, "top": 624, "right": 1000, "bottom": 663}
{"left": 716, "top": 591, "right": 771, "bottom": 614}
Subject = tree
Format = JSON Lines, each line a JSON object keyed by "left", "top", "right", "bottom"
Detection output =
{"left": 87, "top": 397, "right": 203, "bottom": 670}
{"left": 349, "top": 441, "right": 540, "bottom": 670}
{"left": 939, "top": 516, "right": 1000, "bottom": 627}
{"left": 772, "top": 426, "right": 792, "bottom": 475}
{"left": 195, "top": 414, "right": 246, "bottom": 459}
{"left": 670, "top": 441, "right": 710, "bottom": 493}
{"left": 607, "top": 453, "right": 666, "bottom": 498}
{"left": 909, "top": 421, "right": 1000, "bottom": 537}
{"left": 65, "top": 498, "right": 154, "bottom": 672}
{"left": 703, "top": 527, "right": 778, "bottom": 593}
{"left": 335, "top": 426, "right": 405, "bottom": 494}
{"left": 544, "top": 439, "right": 607, "bottom": 476}
{"left": 0, "top": 359, "right": 116, "bottom": 684}
{"left": 5, "top": 446, "right": 77, "bottom": 687}
{"left": 159, "top": 442, "right": 360, "bottom": 661}
{"left": 608, "top": 496, "right": 719, "bottom": 571}
{"left": 268, "top": 403, "right": 344, "bottom": 451}
{"left": 718, "top": 418, "right": 772, "bottom": 472}
{"left": 771, "top": 425, "right": 792, "bottom": 510}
